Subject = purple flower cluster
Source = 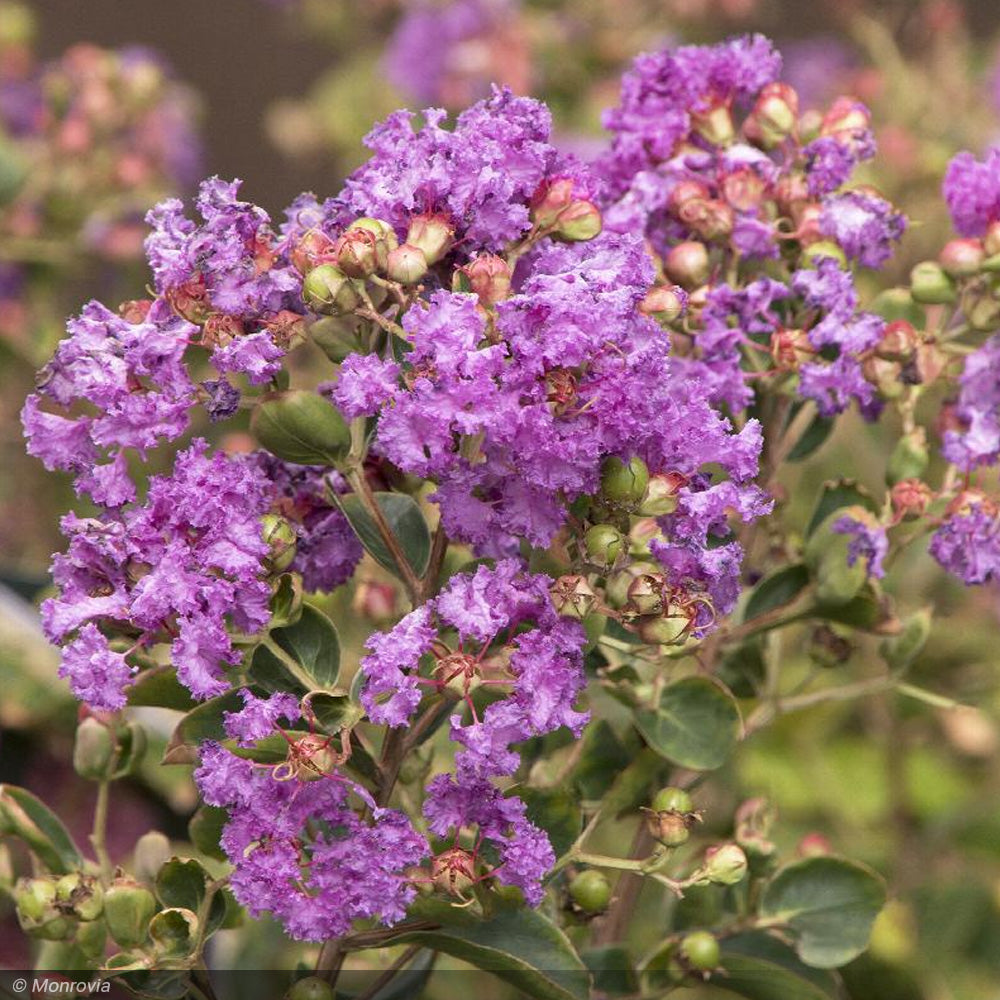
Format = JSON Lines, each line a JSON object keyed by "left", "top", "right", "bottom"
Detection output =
{"left": 930, "top": 497, "right": 1000, "bottom": 586}
{"left": 361, "top": 561, "right": 587, "bottom": 901}
{"left": 195, "top": 741, "right": 427, "bottom": 941}
{"left": 941, "top": 334, "right": 1000, "bottom": 471}
{"left": 943, "top": 147, "right": 1000, "bottom": 237}
{"left": 42, "top": 440, "right": 272, "bottom": 706}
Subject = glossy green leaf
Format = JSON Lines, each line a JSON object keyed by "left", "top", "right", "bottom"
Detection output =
{"left": 251, "top": 390, "right": 350, "bottom": 466}
{"left": 155, "top": 858, "right": 226, "bottom": 935}
{"left": 0, "top": 785, "right": 83, "bottom": 874}
{"left": 717, "top": 932, "right": 839, "bottom": 1000}
{"left": 635, "top": 676, "right": 742, "bottom": 771}
{"left": 336, "top": 491, "right": 431, "bottom": 578}
{"left": 308, "top": 691, "right": 363, "bottom": 734}
{"left": 743, "top": 565, "right": 810, "bottom": 623}
{"left": 391, "top": 898, "right": 590, "bottom": 1000}
{"left": 760, "top": 856, "right": 887, "bottom": 968}
{"left": 187, "top": 806, "right": 227, "bottom": 863}
{"left": 786, "top": 412, "right": 833, "bottom": 463}
{"left": 582, "top": 947, "right": 639, "bottom": 996}
{"left": 251, "top": 604, "right": 341, "bottom": 693}
{"left": 162, "top": 690, "right": 243, "bottom": 765}
{"left": 127, "top": 668, "right": 197, "bottom": 712}
{"left": 573, "top": 721, "right": 632, "bottom": 800}
{"left": 521, "top": 786, "right": 581, "bottom": 858}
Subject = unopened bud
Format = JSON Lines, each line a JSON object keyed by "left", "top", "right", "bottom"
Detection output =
{"left": 669, "top": 180, "right": 711, "bottom": 214}
{"left": 550, "top": 575, "right": 597, "bottom": 619}
{"left": 568, "top": 870, "right": 611, "bottom": 914}
{"left": 890, "top": 478, "right": 934, "bottom": 520}
{"left": 880, "top": 607, "right": 932, "bottom": 669}
{"left": 877, "top": 320, "right": 918, "bottom": 362}
{"left": 55, "top": 872, "right": 103, "bottom": 922}
{"left": 640, "top": 285, "right": 687, "bottom": 325}
{"left": 910, "top": 261, "right": 956, "bottom": 304}
{"left": 637, "top": 603, "right": 696, "bottom": 645}
{"left": 553, "top": 199, "right": 602, "bottom": 242}
{"left": 301, "top": 264, "right": 361, "bottom": 316}
{"left": 703, "top": 843, "right": 748, "bottom": 885}
{"left": 626, "top": 573, "right": 666, "bottom": 617}
{"left": 639, "top": 472, "right": 686, "bottom": 516}
{"left": 290, "top": 229, "right": 336, "bottom": 275}
{"left": 692, "top": 102, "right": 735, "bottom": 146}
{"left": 332, "top": 228, "right": 379, "bottom": 278}
{"left": 386, "top": 243, "right": 428, "bottom": 284}
{"left": 749, "top": 82, "right": 799, "bottom": 146}
{"left": 680, "top": 931, "right": 720, "bottom": 974}
{"left": 261, "top": 513, "right": 298, "bottom": 573}
{"left": 461, "top": 254, "right": 512, "bottom": 306}
{"left": 820, "top": 96, "right": 871, "bottom": 141}
{"left": 73, "top": 716, "right": 114, "bottom": 781}
{"left": 771, "top": 328, "right": 813, "bottom": 371}
{"left": 794, "top": 203, "right": 825, "bottom": 245}
{"left": 15, "top": 878, "right": 72, "bottom": 941}
{"left": 804, "top": 508, "right": 870, "bottom": 606}
{"left": 664, "top": 241, "right": 710, "bottom": 288}
{"left": 406, "top": 212, "right": 454, "bottom": 264}
{"left": 600, "top": 455, "right": 649, "bottom": 507}
{"left": 531, "top": 178, "right": 603, "bottom": 242}
{"left": 104, "top": 878, "right": 157, "bottom": 949}
{"left": 133, "top": 831, "right": 172, "bottom": 884}
{"left": 939, "top": 238, "right": 984, "bottom": 277}
{"left": 678, "top": 198, "right": 734, "bottom": 241}
{"left": 583, "top": 524, "right": 626, "bottom": 569}
{"left": 721, "top": 168, "right": 767, "bottom": 212}
{"left": 530, "top": 177, "right": 576, "bottom": 228}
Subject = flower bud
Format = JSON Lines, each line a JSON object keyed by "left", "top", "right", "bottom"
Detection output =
{"left": 638, "top": 603, "right": 696, "bottom": 645}
{"left": 801, "top": 240, "right": 847, "bottom": 269}
{"left": 133, "top": 831, "right": 172, "bottom": 884}
{"left": 703, "top": 843, "right": 748, "bottom": 885}
{"left": 583, "top": 524, "right": 626, "bottom": 569}
{"left": 568, "top": 870, "right": 611, "bottom": 914}
{"left": 640, "top": 285, "right": 687, "bottom": 325}
{"left": 385, "top": 243, "right": 428, "bottom": 285}
{"left": 680, "top": 931, "right": 720, "bottom": 973}
{"left": 876, "top": 320, "right": 918, "bottom": 362}
{"left": 890, "top": 478, "right": 933, "bottom": 520}
{"left": 668, "top": 180, "right": 711, "bottom": 214}
{"left": 747, "top": 82, "right": 799, "bottom": 147}
{"left": 677, "top": 199, "right": 734, "bottom": 241}
{"left": 770, "top": 328, "right": 813, "bottom": 371}
{"left": 820, "top": 96, "right": 871, "bottom": 140}
{"left": 639, "top": 471, "right": 687, "bottom": 516}
{"left": 251, "top": 390, "right": 351, "bottom": 467}
{"left": 55, "top": 872, "right": 103, "bottom": 922}
{"left": 332, "top": 228, "right": 379, "bottom": 278}
{"left": 794, "top": 203, "right": 824, "bottom": 245}
{"left": 348, "top": 217, "right": 398, "bottom": 251}
{"left": 910, "top": 261, "right": 956, "bottom": 304}
{"left": 652, "top": 786, "right": 693, "bottom": 814}
{"left": 104, "top": 877, "right": 157, "bottom": 949}
{"left": 461, "top": 254, "right": 512, "bottom": 307}
{"left": 431, "top": 847, "right": 476, "bottom": 896}
{"left": 553, "top": 199, "right": 602, "bottom": 242}
{"left": 15, "top": 878, "right": 73, "bottom": 940}
{"left": 721, "top": 168, "right": 767, "bottom": 212}
{"left": 301, "top": 264, "right": 362, "bottom": 316}
{"left": 406, "top": 212, "right": 454, "bottom": 264}
{"left": 692, "top": 101, "right": 735, "bottom": 146}
{"left": 285, "top": 977, "right": 337, "bottom": 1000}
{"left": 600, "top": 455, "right": 649, "bottom": 507}
{"left": 73, "top": 716, "right": 114, "bottom": 781}
{"left": 664, "top": 241, "right": 710, "bottom": 288}
{"left": 626, "top": 573, "right": 666, "bottom": 617}
{"left": 887, "top": 428, "right": 929, "bottom": 485}
{"left": 531, "top": 178, "right": 603, "bottom": 241}
{"left": 261, "top": 513, "right": 298, "bottom": 573}
{"left": 290, "top": 229, "right": 336, "bottom": 275}
{"left": 880, "top": 607, "right": 932, "bottom": 669}
{"left": 939, "top": 238, "right": 984, "bottom": 277}
{"left": 550, "top": 575, "right": 598, "bottom": 619}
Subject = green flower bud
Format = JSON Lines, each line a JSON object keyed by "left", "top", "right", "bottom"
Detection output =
{"left": 104, "top": 878, "right": 157, "bottom": 949}
{"left": 637, "top": 604, "right": 694, "bottom": 645}
{"left": 639, "top": 285, "right": 686, "bottom": 325}
{"left": 251, "top": 390, "right": 351, "bottom": 467}
{"left": 652, "top": 787, "right": 693, "bottom": 815}
{"left": 406, "top": 212, "right": 454, "bottom": 265}
{"left": 802, "top": 240, "right": 847, "bottom": 269}
{"left": 639, "top": 472, "right": 686, "bottom": 516}
{"left": 583, "top": 524, "right": 626, "bottom": 569}
{"left": 55, "top": 872, "right": 103, "bottom": 922}
{"left": 887, "top": 428, "right": 929, "bottom": 486}
{"left": 261, "top": 513, "right": 298, "bottom": 573}
{"left": 664, "top": 241, "right": 710, "bottom": 288}
{"left": 301, "top": 263, "right": 362, "bottom": 316}
{"left": 74, "top": 917, "right": 107, "bottom": 958}
{"left": 692, "top": 102, "right": 735, "bottom": 146}
{"left": 73, "top": 717, "right": 115, "bottom": 781}
{"left": 939, "top": 238, "right": 984, "bottom": 277}
{"left": 349, "top": 216, "right": 399, "bottom": 248}
{"left": 644, "top": 809, "right": 691, "bottom": 847}
{"left": 626, "top": 572, "right": 666, "bottom": 617}
{"left": 553, "top": 199, "right": 603, "bottom": 242}
{"left": 550, "top": 574, "right": 598, "bottom": 619}
{"left": 461, "top": 254, "right": 512, "bottom": 306}
{"left": 133, "top": 831, "right": 172, "bottom": 884}
{"left": 385, "top": 243, "right": 428, "bottom": 285}
{"left": 112, "top": 720, "right": 148, "bottom": 778}
{"left": 332, "top": 229, "right": 379, "bottom": 278}
{"left": 15, "top": 878, "right": 73, "bottom": 941}
{"left": 285, "top": 976, "right": 337, "bottom": 1000}
{"left": 568, "top": 870, "right": 611, "bottom": 914}
{"left": 880, "top": 607, "right": 932, "bottom": 669}
{"left": 910, "top": 261, "right": 957, "bottom": 304}
{"left": 600, "top": 455, "right": 649, "bottom": 507}
{"left": 149, "top": 907, "right": 198, "bottom": 958}
{"left": 703, "top": 843, "right": 748, "bottom": 885}
{"left": 680, "top": 931, "right": 720, "bottom": 973}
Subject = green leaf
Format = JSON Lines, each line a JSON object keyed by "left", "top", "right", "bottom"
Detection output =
{"left": 162, "top": 690, "right": 244, "bottom": 765}
{"left": 718, "top": 932, "right": 839, "bottom": 1000}
{"left": 573, "top": 721, "right": 632, "bottom": 800}
{"left": 127, "top": 668, "right": 197, "bottom": 712}
{"left": 0, "top": 785, "right": 83, "bottom": 874}
{"left": 582, "top": 947, "right": 639, "bottom": 996}
{"left": 307, "top": 692, "right": 364, "bottom": 734}
{"left": 635, "top": 676, "right": 742, "bottom": 771}
{"left": 743, "top": 565, "right": 810, "bottom": 623}
{"left": 806, "top": 480, "right": 879, "bottom": 538}
{"left": 336, "top": 492, "right": 431, "bottom": 578}
{"left": 187, "top": 806, "right": 228, "bottom": 863}
{"left": 155, "top": 858, "right": 226, "bottom": 935}
{"left": 760, "top": 856, "right": 887, "bottom": 968}
{"left": 392, "top": 898, "right": 590, "bottom": 1000}
{"left": 601, "top": 747, "right": 666, "bottom": 818}
{"left": 521, "top": 787, "right": 581, "bottom": 859}
{"left": 814, "top": 583, "right": 899, "bottom": 634}
{"left": 251, "top": 390, "right": 350, "bottom": 466}
{"left": 251, "top": 605, "right": 341, "bottom": 693}
{"left": 786, "top": 412, "right": 833, "bottom": 463}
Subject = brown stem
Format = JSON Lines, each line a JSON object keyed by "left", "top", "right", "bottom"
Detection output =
{"left": 316, "top": 938, "right": 346, "bottom": 982}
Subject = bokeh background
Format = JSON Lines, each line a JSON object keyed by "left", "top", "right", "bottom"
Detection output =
{"left": 3, "top": 1, "right": 1000, "bottom": 996}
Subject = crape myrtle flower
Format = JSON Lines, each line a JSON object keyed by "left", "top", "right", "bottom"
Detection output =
{"left": 42, "top": 439, "right": 272, "bottom": 702}
{"left": 930, "top": 495, "right": 1000, "bottom": 585}
{"left": 194, "top": 742, "right": 428, "bottom": 941}
{"left": 833, "top": 513, "right": 888, "bottom": 579}
{"left": 941, "top": 334, "right": 1000, "bottom": 471}
{"left": 360, "top": 561, "right": 586, "bottom": 902}
{"left": 943, "top": 147, "right": 1000, "bottom": 237}
{"left": 819, "top": 190, "right": 906, "bottom": 269}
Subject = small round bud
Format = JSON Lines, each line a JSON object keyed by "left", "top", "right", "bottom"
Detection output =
{"left": 261, "top": 514, "right": 298, "bottom": 573}
{"left": 801, "top": 240, "right": 847, "bottom": 269}
{"left": 677, "top": 198, "right": 734, "bottom": 241}
{"left": 626, "top": 573, "right": 666, "bottom": 617}
{"left": 600, "top": 455, "right": 649, "bottom": 507}
{"left": 664, "top": 241, "right": 710, "bottom": 288}
{"left": 568, "top": 870, "right": 611, "bottom": 914}
{"left": 301, "top": 264, "right": 361, "bottom": 316}
{"left": 680, "top": 931, "right": 720, "bottom": 973}
{"left": 939, "top": 238, "right": 984, "bottom": 277}
{"left": 55, "top": 873, "right": 103, "bottom": 922}
{"left": 652, "top": 787, "right": 693, "bottom": 814}
{"left": 285, "top": 976, "right": 337, "bottom": 1000}
{"left": 639, "top": 472, "right": 686, "bottom": 516}
{"left": 15, "top": 878, "right": 72, "bottom": 939}
{"left": 553, "top": 199, "right": 602, "bottom": 242}
{"left": 669, "top": 180, "right": 711, "bottom": 214}
{"left": 703, "top": 843, "right": 748, "bottom": 886}
{"left": 692, "top": 102, "right": 735, "bottom": 146}
{"left": 386, "top": 243, "right": 428, "bottom": 284}
{"left": 748, "top": 82, "right": 799, "bottom": 147}
{"left": 876, "top": 320, "right": 918, "bottom": 362}
{"left": 640, "top": 285, "right": 687, "bottom": 325}
{"left": 530, "top": 177, "right": 603, "bottom": 241}
{"left": 721, "top": 168, "right": 767, "bottom": 212}
{"left": 820, "top": 96, "right": 871, "bottom": 140}
{"left": 770, "top": 328, "right": 813, "bottom": 371}
{"left": 890, "top": 478, "right": 933, "bottom": 520}
{"left": 104, "top": 878, "right": 157, "bottom": 949}
{"left": 637, "top": 604, "right": 694, "bottom": 645}
{"left": 431, "top": 847, "right": 476, "bottom": 896}
{"left": 332, "top": 228, "right": 379, "bottom": 278}
{"left": 461, "top": 254, "right": 512, "bottom": 307}
{"left": 550, "top": 575, "right": 598, "bottom": 619}
{"left": 910, "top": 261, "right": 957, "bottom": 305}
{"left": 406, "top": 212, "right": 454, "bottom": 264}
{"left": 73, "top": 716, "right": 114, "bottom": 781}
{"left": 583, "top": 524, "right": 626, "bottom": 569}
{"left": 290, "top": 229, "right": 336, "bottom": 275}
{"left": 133, "top": 831, "right": 172, "bottom": 884}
